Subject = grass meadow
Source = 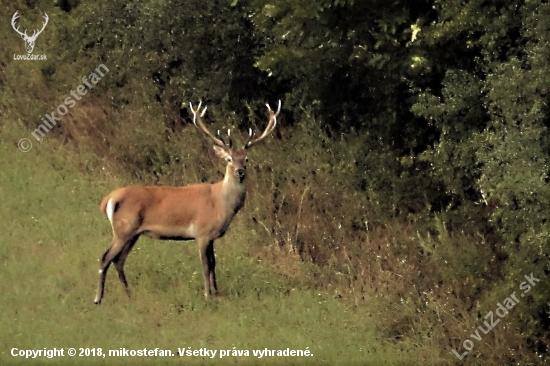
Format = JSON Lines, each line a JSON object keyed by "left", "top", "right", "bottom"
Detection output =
{"left": 0, "top": 126, "right": 427, "bottom": 365}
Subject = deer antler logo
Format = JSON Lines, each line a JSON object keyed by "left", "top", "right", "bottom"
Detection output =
{"left": 11, "top": 11, "right": 49, "bottom": 54}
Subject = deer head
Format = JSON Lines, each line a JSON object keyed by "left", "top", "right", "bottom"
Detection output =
{"left": 189, "top": 100, "right": 281, "bottom": 184}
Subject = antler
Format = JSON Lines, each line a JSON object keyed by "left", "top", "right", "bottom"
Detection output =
{"left": 11, "top": 11, "right": 48, "bottom": 40}
{"left": 189, "top": 101, "right": 227, "bottom": 148}
{"left": 31, "top": 13, "right": 49, "bottom": 40}
{"left": 245, "top": 100, "right": 281, "bottom": 149}
{"left": 11, "top": 11, "right": 26, "bottom": 38}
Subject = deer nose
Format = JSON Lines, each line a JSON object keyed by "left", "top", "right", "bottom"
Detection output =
{"left": 237, "top": 168, "right": 245, "bottom": 177}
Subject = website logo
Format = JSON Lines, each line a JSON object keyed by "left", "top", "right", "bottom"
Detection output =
{"left": 12, "top": 11, "right": 48, "bottom": 61}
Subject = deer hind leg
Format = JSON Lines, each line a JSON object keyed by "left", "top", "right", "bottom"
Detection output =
{"left": 94, "top": 234, "right": 135, "bottom": 304}
{"left": 113, "top": 235, "right": 140, "bottom": 297}
{"left": 199, "top": 239, "right": 216, "bottom": 298}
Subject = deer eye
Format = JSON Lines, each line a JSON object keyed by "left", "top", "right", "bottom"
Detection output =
{"left": 245, "top": 157, "right": 249, "bottom": 163}
{"left": 227, "top": 156, "right": 233, "bottom": 162}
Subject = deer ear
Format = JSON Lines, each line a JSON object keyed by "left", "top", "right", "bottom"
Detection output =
{"left": 213, "top": 145, "right": 231, "bottom": 160}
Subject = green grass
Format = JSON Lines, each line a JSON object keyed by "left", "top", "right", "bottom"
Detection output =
{"left": 0, "top": 126, "right": 420, "bottom": 365}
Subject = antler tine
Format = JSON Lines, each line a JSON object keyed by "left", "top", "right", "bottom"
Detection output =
{"left": 244, "top": 128, "right": 255, "bottom": 149}
{"left": 216, "top": 129, "right": 233, "bottom": 148}
{"left": 38, "top": 13, "right": 49, "bottom": 33}
{"left": 189, "top": 101, "right": 227, "bottom": 148}
{"left": 245, "top": 100, "right": 281, "bottom": 149}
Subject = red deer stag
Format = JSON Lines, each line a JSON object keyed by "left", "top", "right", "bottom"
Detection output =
{"left": 94, "top": 100, "right": 281, "bottom": 304}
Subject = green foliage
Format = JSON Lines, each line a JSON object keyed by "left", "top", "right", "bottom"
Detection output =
{"left": 62, "top": 0, "right": 274, "bottom": 119}
{"left": 411, "top": 1, "right": 550, "bottom": 358}
{"left": 252, "top": 0, "right": 431, "bottom": 132}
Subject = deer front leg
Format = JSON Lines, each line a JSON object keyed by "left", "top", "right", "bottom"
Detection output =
{"left": 198, "top": 239, "right": 215, "bottom": 298}
{"left": 206, "top": 240, "right": 218, "bottom": 294}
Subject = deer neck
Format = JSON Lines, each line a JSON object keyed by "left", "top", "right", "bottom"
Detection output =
{"left": 220, "top": 165, "right": 247, "bottom": 216}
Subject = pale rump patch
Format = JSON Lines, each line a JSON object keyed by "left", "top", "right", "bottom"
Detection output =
{"left": 98, "top": 270, "right": 103, "bottom": 274}
{"left": 106, "top": 198, "right": 114, "bottom": 227}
